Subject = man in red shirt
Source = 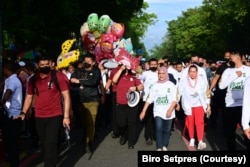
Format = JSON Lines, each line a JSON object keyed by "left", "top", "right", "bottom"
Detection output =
{"left": 105, "top": 66, "right": 120, "bottom": 138}
{"left": 112, "top": 65, "right": 144, "bottom": 149}
{"left": 17, "top": 54, "right": 71, "bottom": 167}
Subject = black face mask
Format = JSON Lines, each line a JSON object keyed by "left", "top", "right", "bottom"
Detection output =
{"left": 224, "top": 58, "right": 230, "bottom": 63}
{"left": 192, "top": 62, "right": 199, "bottom": 66}
{"left": 150, "top": 67, "right": 158, "bottom": 72}
{"left": 229, "top": 61, "right": 235, "bottom": 67}
{"left": 210, "top": 67, "right": 217, "bottom": 72}
{"left": 39, "top": 66, "right": 51, "bottom": 74}
{"left": 84, "top": 62, "right": 91, "bottom": 69}
{"left": 198, "top": 62, "right": 204, "bottom": 67}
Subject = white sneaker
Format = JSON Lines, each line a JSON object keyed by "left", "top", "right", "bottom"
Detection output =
{"left": 189, "top": 138, "right": 195, "bottom": 147}
{"left": 156, "top": 148, "right": 162, "bottom": 151}
{"left": 197, "top": 141, "right": 206, "bottom": 150}
{"left": 162, "top": 146, "right": 168, "bottom": 151}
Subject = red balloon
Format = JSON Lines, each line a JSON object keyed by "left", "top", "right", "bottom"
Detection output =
{"left": 100, "top": 33, "right": 116, "bottom": 43}
{"left": 82, "top": 32, "right": 97, "bottom": 53}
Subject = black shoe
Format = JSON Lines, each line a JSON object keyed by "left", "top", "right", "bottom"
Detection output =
{"left": 146, "top": 138, "right": 153, "bottom": 145}
{"left": 128, "top": 145, "right": 134, "bottom": 149}
{"left": 85, "top": 145, "right": 93, "bottom": 153}
{"left": 119, "top": 135, "right": 126, "bottom": 145}
{"left": 111, "top": 133, "right": 120, "bottom": 138}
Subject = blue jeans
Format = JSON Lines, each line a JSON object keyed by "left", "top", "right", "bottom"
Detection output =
{"left": 155, "top": 116, "right": 172, "bottom": 149}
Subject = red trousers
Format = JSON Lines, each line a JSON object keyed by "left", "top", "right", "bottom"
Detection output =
{"left": 185, "top": 106, "right": 205, "bottom": 141}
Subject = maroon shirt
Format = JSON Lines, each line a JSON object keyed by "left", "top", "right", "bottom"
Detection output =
{"left": 116, "top": 73, "right": 142, "bottom": 104}
{"left": 109, "top": 67, "right": 119, "bottom": 92}
{"left": 27, "top": 71, "right": 70, "bottom": 118}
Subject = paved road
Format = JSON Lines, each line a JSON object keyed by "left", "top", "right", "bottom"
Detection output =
{"left": 1, "top": 112, "right": 247, "bottom": 167}
{"left": 24, "top": 120, "right": 187, "bottom": 167}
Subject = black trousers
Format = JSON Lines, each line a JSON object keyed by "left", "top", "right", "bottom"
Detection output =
{"left": 27, "top": 107, "right": 39, "bottom": 149}
{"left": 112, "top": 92, "right": 119, "bottom": 135}
{"left": 36, "top": 116, "right": 62, "bottom": 167}
{"left": 225, "top": 106, "right": 250, "bottom": 151}
{"left": 96, "top": 93, "right": 112, "bottom": 132}
{"left": 0, "top": 114, "right": 21, "bottom": 167}
{"left": 210, "top": 93, "right": 226, "bottom": 131}
{"left": 142, "top": 102, "right": 155, "bottom": 140}
{"left": 116, "top": 104, "right": 138, "bottom": 146}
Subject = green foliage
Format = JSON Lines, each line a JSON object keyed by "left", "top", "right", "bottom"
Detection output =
{"left": 2, "top": 0, "right": 156, "bottom": 60}
{"left": 150, "top": 0, "right": 250, "bottom": 61}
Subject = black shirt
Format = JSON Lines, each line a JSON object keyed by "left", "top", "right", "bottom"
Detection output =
{"left": 214, "top": 62, "right": 230, "bottom": 94}
{"left": 71, "top": 66, "right": 102, "bottom": 103}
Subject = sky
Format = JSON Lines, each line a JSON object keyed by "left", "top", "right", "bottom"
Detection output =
{"left": 143, "top": 0, "right": 203, "bottom": 52}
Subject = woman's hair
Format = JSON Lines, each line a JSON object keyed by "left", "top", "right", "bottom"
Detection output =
{"left": 188, "top": 64, "right": 198, "bottom": 72}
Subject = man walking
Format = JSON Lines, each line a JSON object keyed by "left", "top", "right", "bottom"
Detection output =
{"left": 18, "top": 54, "right": 71, "bottom": 167}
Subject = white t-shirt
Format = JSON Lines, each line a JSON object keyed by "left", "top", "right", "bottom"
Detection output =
{"left": 138, "top": 70, "right": 158, "bottom": 101}
{"left": 178, "top": 75, "right": 210, "bottom": 116}
{"left": 147, "top": 81, "right": 177, "bottom": 120}
{"left": 99, "top": 70, "right": 111, "bottom": 94}
{"left": 188, "top": 78, "right": 202, "bottom": 107}
{"left": 219, "top": 65, "right": 250, "bottom": 107}
{"left": 168, "top": 66, "right": 178, "bottom": 80}
{"left": 175, "top": 71, "right": 183, "bottom": 85}
{"left": 242, "top": 76, "right": 250, "bottom": 130}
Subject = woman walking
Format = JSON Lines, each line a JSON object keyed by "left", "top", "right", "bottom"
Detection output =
{"left": 140, "top": 67, "right": 177, "bottom": 151}
{"left": 178, "top": 64, "right": 210, "bottom": 150}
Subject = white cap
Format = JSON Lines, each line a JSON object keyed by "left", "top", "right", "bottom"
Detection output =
{"left": 18, "top": 61, "right": 26, "bottom": 67}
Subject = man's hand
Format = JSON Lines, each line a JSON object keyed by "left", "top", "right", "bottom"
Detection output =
{"left": 139, "top": 111, "right": 146, "bottom": 121}
{"left": 244, "top": 128, "right": 250, "bottom": 140}
{"left": 129, "top": 86, "right": 137, "bottom": 92}
{"left": 120, "top": 65, "right": 126, "bottom": 71}
{"left": 100, "top": 95, "right": 106, "bottom": 104}
{"left": 70, "top": 78, "right": 80, "bottom": 84}
{"left": 63, "top": 117, "right": 70, "bottom": 130}
{"left": 14, "top": 113, "right": 26, "bottom": 120}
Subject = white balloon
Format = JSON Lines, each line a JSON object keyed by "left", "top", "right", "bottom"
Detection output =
{"left": 80, "top": 22, "right": 89, "bottom": 36}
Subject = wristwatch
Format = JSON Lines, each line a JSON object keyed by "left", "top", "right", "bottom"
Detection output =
{"left": 20, "top": 112, "right": 26, "bottom": 116}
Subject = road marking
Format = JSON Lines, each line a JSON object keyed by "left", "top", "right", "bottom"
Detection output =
{"left": 175, "top": 119, "right": 197, "bottom": 151}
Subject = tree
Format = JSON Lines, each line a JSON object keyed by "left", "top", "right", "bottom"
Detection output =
{"left": 2, "top": 0, "right": 156, "bottom": 59}
{"left": 150, "top": 0, "right": 250, "bottom": 61}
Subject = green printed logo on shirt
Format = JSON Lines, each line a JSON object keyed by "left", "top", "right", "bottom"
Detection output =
{"left": 230, "top": 80, "right": 244, "bottom": 91}
{"left": 156, "top": 95, "right": 169, "bottom": 105}
{"left": 167, "top": 88, "right": 170, "bottom": 93}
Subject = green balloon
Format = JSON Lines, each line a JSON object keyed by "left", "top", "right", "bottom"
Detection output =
{"left": 98, "top": 15, "right": 111, "bottom": 33}
{"left": 87, "top": 13, "right": 99, "bottom": 32}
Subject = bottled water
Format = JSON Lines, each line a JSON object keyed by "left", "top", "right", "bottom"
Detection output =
{"left": 65, "top": 127, "right": 70, "bottom": 141}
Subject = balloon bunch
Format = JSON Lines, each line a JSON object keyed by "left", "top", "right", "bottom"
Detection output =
{"left": 80, "top": 13, "right": 140, "bottom": 72}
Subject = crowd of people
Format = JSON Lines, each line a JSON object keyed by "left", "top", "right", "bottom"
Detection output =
{"left": 0, "top": 51, "right": 250, "bottom": 166}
